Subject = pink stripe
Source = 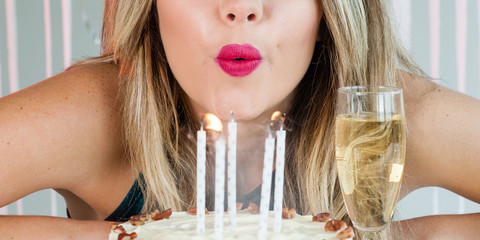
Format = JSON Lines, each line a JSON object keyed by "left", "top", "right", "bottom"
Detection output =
{"left": 16, "top": 199, "right": 23, "bottom": 215}
{"left": 44, "top": 0, "right": 53, "bottom": 78}
{"left": 430, "top": 0, "right": 440, "bottom": 83}
{"left": 50, "top": 189, "right": 57, "bottom": 216}
{"left": 392, "top": 0, "right": 411, "bottom": 50}
{"left": 456, "top": 0, "right": 467, "bottom": 93}
{"left": 61, "top": 0, "right": 72, "bottom": 69}
{"left": 5, "top": 0, "right": 19, "bottom": 93}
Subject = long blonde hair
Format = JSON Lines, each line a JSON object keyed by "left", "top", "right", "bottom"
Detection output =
{"left": 83, "top": 0, "right": 423, "bottom": 237}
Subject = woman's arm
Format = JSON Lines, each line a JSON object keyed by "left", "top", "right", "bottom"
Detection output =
{"left": 393, "top": 213, "right": 480, "bottom": 240}
{"left": 0, "top": 215, "right": 111, "bottom": 240}
{"left": 398, "top": 73, "right": 480, "bottom": 237}
{"left": 401, "top": 75, "right": 480, "bottom": 201}
{"left": 0, "top": 63, "right": 133, "bottom": 221}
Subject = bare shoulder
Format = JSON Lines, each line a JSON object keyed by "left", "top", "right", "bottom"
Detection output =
{"left": 0, "top": 63, "right": 123, "bottom": 150}
{"left": 0, "top": 62, "right": 122, "bottom": 112}
{"left": 0, "top": 63, "right": 134, "bottom": 218}
{"left": 399, "top": 71, "right": 480, "bottom": 204}
{"left": 43, "top": 62, "right": 121, "bottom": 102}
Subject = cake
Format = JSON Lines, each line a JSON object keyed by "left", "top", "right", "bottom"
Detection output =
{"left": 108, "top": 204, "right": 354, "bottom": 240}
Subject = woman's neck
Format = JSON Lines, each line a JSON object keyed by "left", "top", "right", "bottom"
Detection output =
{"left": 192, "top": 91, "right": 295, "bottom": 195}
{"left": 234, "top": 119, "right": 271, "bottom": 195}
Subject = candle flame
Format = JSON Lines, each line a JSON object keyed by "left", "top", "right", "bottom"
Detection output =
{"left": 270, "top": 111, "right": 285, "bottom": 123}
{"left": 201, "top": 113, "right": 223, "bottom": 132}
{"left": 270, "top": 111, "right": 286, "bottom": 132}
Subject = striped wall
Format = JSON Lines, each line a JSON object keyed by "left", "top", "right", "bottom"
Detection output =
{"left": 0, "top": 0, "right": 479, "bottom": 220}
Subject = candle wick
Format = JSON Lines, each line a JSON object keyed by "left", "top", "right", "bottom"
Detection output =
{"left": 230, "top": 110, "right": 235, "bottom": 122}
{"left": 269, "top": 123, "right": 274, "bottom": 138}
{"left": 281, "top": 113, "right": 286, "bottom": 130}
{"left": 200, "top": 118, "right": 204, "bottom": 131}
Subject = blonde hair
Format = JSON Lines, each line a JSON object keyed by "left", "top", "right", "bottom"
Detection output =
{"left": 81, "top": 0, "right": 424, "bottom": 238}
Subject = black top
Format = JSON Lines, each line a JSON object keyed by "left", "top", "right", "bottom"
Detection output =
{"left": 67, "top": 172, "right": 277, "bottom": 221}
{"left": 104, "top": 178, "right": 144, "bottom": 222}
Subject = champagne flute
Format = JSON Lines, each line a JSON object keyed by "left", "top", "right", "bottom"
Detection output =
{"left": 335, "top": 86, "right": 406, "bottom": 239}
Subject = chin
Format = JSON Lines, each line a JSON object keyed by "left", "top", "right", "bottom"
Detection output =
{"left": 207, "top": 90, "right": 263, "bottom": 119}
{"left": 210, "top": 104, "right": 271, "bottom": 123}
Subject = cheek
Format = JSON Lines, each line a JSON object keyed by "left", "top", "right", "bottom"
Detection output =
{"left": 156, "top": 3, "right": 214, "bottom": 105}
{"left": 271, "top": 7, "right": 321, "bottom": 96}
{"left": 156, "top": 1, "right": 205, "bottom": 42}
{"left": 156, "top": 6, "right": 202, "bottom": 65}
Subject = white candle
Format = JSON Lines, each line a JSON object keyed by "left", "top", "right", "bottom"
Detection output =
{"left": 273, "top": 127, "right": 286, "bottom": 232}
{"left": 215, "top": 137, "right": 226, "bottom": 239}
{"left": 258, "top": 131, "right": 275, "bottom": 240}
{"left": 196, "top": 123, "right": 206, "bottom": 235}
{"left": 227, "top": 112, "right": 237, "bottom": 226}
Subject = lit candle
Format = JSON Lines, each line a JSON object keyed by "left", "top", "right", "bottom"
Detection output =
{"left": 258, "top": 125, "right": 275, "bottom": 240}
{"left": 227, "top": 111, "right": 237, "bottom": 226}
{"left": 273, "top": 115, "right": 286, "bottom": 232}
{"left": 196, "top": 119, "right": 206, "bottom": 235}
{"left": 215, "top": 136, "right": 226, "bottom": 239}
{"left": 200, "top": 114, "right": 225, "bottom": 238}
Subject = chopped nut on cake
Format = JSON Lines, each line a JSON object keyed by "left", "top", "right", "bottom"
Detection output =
{"left": 151, "top": 208, "right": 173, "bottom": 220}
{"left": 187, "top": 207, "right": 209, "bottom": 215}
{"left": 282, "top": 208, "right": 296, "bottom": 219}
{"left": 325, "top": 219, "right": 347, "bottom": 232}
{"left": 118, "top": 232, "right": 137, "bottom": 240}
{"left": 247, "top": 202, "right": 260, "bottom": 214}
{"left": 128, "top": 213, "right": 148, "bottom": 226}
{"left": 236, "top": 202, "right": 243, "bottom": 210}
{"left": 312, "top": 212, "right": 331, "bottom": 222}
{"left": 112, "top": 225, "right": 126, "bottom": 234}
{"left": 336, "top": 226, "right": 355, "bottom": 239}
{"left": 110, "top": 222, "right": 120, "bottom": 229}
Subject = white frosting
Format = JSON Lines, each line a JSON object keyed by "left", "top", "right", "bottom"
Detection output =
{"left": 109, "top": 210, "right": 352, "bottom": 240}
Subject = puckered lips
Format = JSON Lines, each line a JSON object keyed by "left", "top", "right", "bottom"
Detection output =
{"left": 215, "top": 44, "right": 263, "bottom": 77}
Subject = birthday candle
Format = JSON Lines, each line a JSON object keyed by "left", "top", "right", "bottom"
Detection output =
{"left": 258, "top": 129, "right": 275, "bottom": 240}
{"left": 227, "top": 112, "right": 237, "bottom": 226}
{"left": 215, "top": 137, "right": 226, "bottom": 239}
{"left": 273, "top": 126, "right": 286, "bottom": 232}
{"left": 196, "top": 121, "right": 206, "bottom": 235}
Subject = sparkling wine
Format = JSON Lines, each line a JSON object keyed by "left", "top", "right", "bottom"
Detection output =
{"left": 335, "top": 113, "right": 406, "bottom": 232}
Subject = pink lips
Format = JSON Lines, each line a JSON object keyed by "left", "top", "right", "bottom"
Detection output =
{"left": 215, "top": 44, "right": 262, "bottom": 77}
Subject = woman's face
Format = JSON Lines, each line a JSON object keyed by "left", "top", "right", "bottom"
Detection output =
{"left": 156, "top": 0, "right": 322, "bottom": 121}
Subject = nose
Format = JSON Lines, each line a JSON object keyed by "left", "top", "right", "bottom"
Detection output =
{"left": 219, "top": 0, "right": 264, "bottom": 25}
